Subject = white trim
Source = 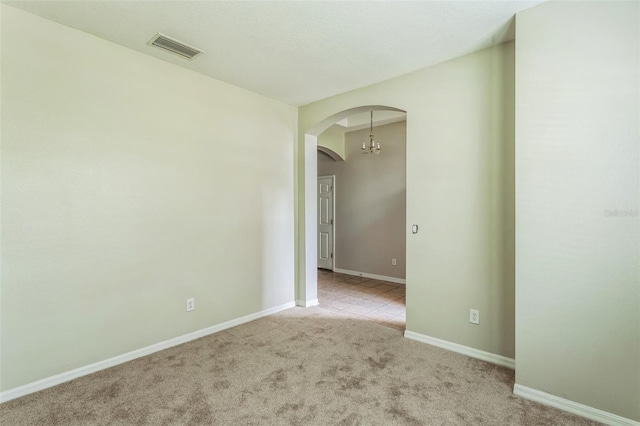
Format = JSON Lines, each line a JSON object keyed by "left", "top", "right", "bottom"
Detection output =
{"left": 513, "top": 384, "right": 639, "bottom": 426}
{"left": 0, "top": 301, "right": 296, "bottom": 404}
{"left": 333, "top": 268, "right": 406, "bottom": 285}
{"left": 296, "top": 298, "right": 319, "bottom": 308}
{"left": 403, "top": 330, "right": 515, "bottom": 369}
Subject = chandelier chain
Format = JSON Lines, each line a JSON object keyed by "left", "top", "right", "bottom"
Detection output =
{"left": 370, "top": 111, "right": 373, "bottom": 135}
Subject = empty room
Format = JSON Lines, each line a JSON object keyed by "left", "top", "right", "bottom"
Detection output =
{"left": 1, "top": 1, "right": 638, "bottom": 425}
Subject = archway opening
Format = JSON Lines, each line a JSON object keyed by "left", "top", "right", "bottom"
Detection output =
{"left": 299, "top": 105, "right": 407, "bottom": 319}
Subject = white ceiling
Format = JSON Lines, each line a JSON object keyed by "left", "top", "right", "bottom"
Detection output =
{"left": 4, "top": 1, "right": 544, "bottom": 106}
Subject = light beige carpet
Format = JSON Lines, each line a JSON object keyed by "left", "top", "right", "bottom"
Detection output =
{"left": 0, "top": 307, "right": 598, "bottom": 425}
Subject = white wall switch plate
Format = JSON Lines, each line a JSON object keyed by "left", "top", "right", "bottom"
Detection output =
{"left": 392, "top": 258, "right": 397, "bottom": 266}
{"left": 186, "top": 298, "right": 195, "bottom": 312}
{"left": 470, "top": 309, "right": 479, "bottom": 324}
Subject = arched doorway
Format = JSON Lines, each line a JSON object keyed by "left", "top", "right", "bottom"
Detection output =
{"left": 298, "top": 105, "right": 407, "bottom": 308}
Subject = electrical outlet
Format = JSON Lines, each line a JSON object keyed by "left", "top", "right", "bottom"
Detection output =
{"left": 186, "top": 298, "right": 195, "bottom": 312}
{"left": 469, "top": 309, "right": 479, "bottom": 325}
{"left": 392, "top": 258, "right": 397, "bottom": 266}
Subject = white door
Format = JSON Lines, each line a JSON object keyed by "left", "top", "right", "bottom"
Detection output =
{"left": 318, "top": 176, "right": 334, "bottom": 270}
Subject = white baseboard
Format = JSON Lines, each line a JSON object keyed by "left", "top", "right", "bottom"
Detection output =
{"left": 513, "top": 384, "right": 639, "bottom": 426}
{"left": 404, "top": 330, "right": 515, "bottom": 369}
{"left": 333, "top": 268, "right": 406, "bottom": 285}
{"left": 296, "top": 298, "right": 319, "bottom": 308}
{"left": 0, "top": 301, "right": 296, "bottom": 404}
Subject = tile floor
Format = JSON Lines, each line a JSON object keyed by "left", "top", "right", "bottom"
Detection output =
{"left": 317, "top": 269, "right": 406, "bottom": 331}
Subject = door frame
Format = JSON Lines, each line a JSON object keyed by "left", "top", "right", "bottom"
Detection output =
{"left": 318, "top": 174, "right": 336, "bottom": 271}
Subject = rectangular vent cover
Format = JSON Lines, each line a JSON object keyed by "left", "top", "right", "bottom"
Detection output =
{"left": 148, "top": 33, "right": 203, "bottom": 60}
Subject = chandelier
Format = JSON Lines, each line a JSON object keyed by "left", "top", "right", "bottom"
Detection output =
{"left": 361, "top": 111, "right": 381, "bottom": 154}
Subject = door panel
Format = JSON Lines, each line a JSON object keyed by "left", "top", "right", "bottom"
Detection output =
{"left": 319, "top": 197, "right": 330, "bottom": 225}
{"left": 318, "top": 176, "right": 334, "bottom": 270}
{"left": 319, "top": 232, "right": 330, "bottom": 259}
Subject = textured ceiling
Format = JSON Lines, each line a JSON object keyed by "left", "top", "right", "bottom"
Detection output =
{"left": 4, "top": 1, "right": 543, "bottom": 106}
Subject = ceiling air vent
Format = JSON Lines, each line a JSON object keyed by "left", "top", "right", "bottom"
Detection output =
{"left": 147, "top": 33, "right": 203, "bottom": 60}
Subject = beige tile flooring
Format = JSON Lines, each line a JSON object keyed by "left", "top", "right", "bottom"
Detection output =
{"left": 317, "top": 269, "right": 406, "bottom": 331}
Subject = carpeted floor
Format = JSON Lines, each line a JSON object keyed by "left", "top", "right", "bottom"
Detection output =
{"left": 0, "top": 306, "right": 598, "bottom": 425}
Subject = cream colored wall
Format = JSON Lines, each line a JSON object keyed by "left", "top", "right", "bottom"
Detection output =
{"left": 0, "top": 5, "right": 296, "bottom": 391}
{"left": 299, "top": 42, "right": 515, "bottom": 358}
{"left": 515, "top": 1, "right": 639, "bottom": 421}
{"left": 317, "top": 125, "right": 345, "bottom": 160}
{"left": 317, "top": 121, "right": 406, "bottom": 279}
